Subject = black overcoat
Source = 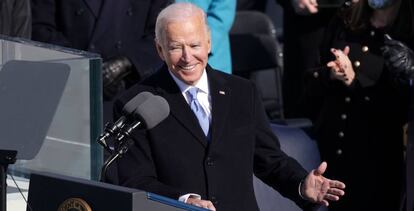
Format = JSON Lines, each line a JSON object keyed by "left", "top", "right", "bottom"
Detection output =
{"left": 114, "top": 64, "right": 310, "bottom": 211}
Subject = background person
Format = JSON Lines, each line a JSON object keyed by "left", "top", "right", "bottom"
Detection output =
{"left": 31, "top": 0, "right": 170, "bottom": 122}
{"left": 0, "top": 0, "right": 31, "bottom": 38}
{"left": 304, "top": 0, "right": 414, "bottom": 210}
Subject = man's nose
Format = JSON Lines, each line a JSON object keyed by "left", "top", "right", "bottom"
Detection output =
{"left": 181, "top": 46, "right": 193, "bottom": 62}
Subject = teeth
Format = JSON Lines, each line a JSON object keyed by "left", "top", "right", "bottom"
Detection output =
{"left": 180, "top": 65, "right": 196, "bottom": 70}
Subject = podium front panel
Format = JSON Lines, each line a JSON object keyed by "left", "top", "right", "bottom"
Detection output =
{"left": 28, "top": 172, "right": 209, "bottom": 211}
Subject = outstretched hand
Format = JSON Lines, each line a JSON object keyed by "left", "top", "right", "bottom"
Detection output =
{"left": 301, "top": 162, "right": 346, "bottom": 207}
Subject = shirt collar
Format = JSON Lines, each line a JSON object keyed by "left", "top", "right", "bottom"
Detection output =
{"left": 169, "top": 69, "right": 210, "bottom": 95}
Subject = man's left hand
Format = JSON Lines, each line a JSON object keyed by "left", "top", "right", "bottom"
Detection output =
{"left": 301, "top": 162, "right": 346, "bottom": 206}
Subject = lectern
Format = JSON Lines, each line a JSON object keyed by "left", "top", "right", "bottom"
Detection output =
{"left": 28, "top": 172, "right": 209, "bottom": 211}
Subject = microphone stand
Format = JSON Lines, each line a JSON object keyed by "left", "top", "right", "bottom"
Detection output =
{"left": 97, "top": 120, "right": 126, "bottom": 154}
{"left": 99, "top": 153, "right": 120, "bottom": 183}
{"left": 0, "top": 150, "right": 17, "bottom": 211}
{"left": 99, "top": 121, "right": 142, "bottom": 183}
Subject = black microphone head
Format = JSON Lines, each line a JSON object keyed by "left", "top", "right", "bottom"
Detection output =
{"left": 134, "top": 95, "right": 170, "bottom": 129}
{"left": 122, "top": 91, "right": 154, "bottom": 114}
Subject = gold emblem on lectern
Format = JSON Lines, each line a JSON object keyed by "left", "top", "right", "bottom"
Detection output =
{"left": 58, "top": 198, "right": 92, "bottom": 211}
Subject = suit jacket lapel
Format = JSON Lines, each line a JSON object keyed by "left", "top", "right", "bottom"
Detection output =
{"left": 207, "top": 65, "right": 231, "bottom": 147}
{"left": 82, "top": 0, "right": 102, "bottom": 18}
{"left": 154, "top": 66, "right": 208, "bottom": 147}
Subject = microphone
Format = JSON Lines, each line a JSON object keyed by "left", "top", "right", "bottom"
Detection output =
{"left": 115, "top": 95, "right": 170, "bottom": 154}
{"left": 100, "top": 94, "right": 170, "bottom": 182}
{"left": 97, "top": 91, "right": 153, "bottom": 153}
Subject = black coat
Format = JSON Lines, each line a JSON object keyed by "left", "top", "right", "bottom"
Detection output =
{"left": 31, "top": 0, "right": 169, "bottom": 78}
{"left": 278, "top": 0, "right": 338, "bottom": 118}
{"left": 306, "top": 17, "right": 411, "bottom": 210}
{"left": 0, "top": 0, "right": 31, "bottom": 38}
{"left": 114, "top": 64, "right": 310, "bottom": 211}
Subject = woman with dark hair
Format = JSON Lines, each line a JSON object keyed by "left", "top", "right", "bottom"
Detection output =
{"left": 305, "top": 0, "right": 414, "bottom": 210}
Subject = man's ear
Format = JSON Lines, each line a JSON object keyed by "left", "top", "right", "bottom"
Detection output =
{"left": 155, "top": 39, "right": 166, "bottom": 61}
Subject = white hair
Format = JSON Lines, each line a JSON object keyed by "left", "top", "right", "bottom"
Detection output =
{"left": 155, "top": 2, "right": 210, "bottom": 43}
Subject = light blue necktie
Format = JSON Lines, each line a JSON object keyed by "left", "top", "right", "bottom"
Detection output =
{"left": 187, "top": 87, "right": 210, "bottom": 137}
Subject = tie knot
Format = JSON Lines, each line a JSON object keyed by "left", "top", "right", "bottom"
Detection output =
{"left": 187, "top": 87, "right": 199, "bottom": 101}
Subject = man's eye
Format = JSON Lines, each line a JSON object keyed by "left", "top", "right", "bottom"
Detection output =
{"left": 169, "top": 46, "right": 181, "bottom": 50}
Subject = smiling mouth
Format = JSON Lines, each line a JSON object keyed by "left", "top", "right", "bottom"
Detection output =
{"left": 178, "top": 64, "right": 196, "bottom": 71}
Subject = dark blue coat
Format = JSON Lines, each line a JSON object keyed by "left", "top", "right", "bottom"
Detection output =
{"left": 31, "top": 0, "right": 170, "bottom": 78}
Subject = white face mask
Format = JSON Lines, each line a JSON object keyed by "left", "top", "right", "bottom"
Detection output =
{"left": 367, "top": 0, "right": 396, "bottom": 9}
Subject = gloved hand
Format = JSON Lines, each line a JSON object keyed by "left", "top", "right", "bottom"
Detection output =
{"left": 382, "top": 34, "right": 414, "bottom": 80}
{"left": 102, "top": 56, "right": 133, "bottom": 100}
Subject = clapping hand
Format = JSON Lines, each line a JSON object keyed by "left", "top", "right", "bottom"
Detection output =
{"left": 292, "top": 0, "right": 319, "bottom": 15}
{"left": 327, "top": 46, "right": 356, "bottom": 86}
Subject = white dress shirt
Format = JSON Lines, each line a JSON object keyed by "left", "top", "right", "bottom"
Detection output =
{"left": 169, "top": 69, "right": 212, "bottom": 124}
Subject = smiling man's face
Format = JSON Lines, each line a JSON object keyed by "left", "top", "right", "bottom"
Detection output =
{"left": 155, "top": 13, "right": 211, "bottom": 85}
